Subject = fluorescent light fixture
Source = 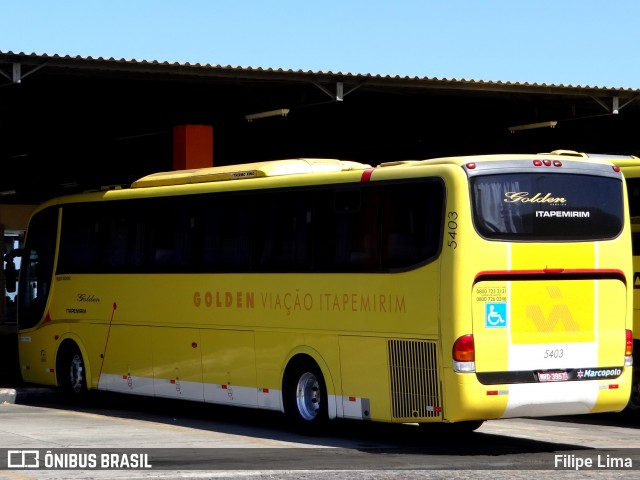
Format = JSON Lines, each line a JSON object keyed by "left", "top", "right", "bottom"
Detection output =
{"left": 508, "top": 120, "right": 557, "bottom": 133}
{"left": 245, "top": 109, "right": 290, "bottom": 122}
{"left": 0, "top": 190, "right": 16, "bottom": 196}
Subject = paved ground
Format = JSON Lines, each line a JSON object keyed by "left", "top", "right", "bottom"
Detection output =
{"left": 1, "top": 332, "right": 639, "bottom": 478}
{"left": 0, "top": 385, "right": 639, "bottom": 478}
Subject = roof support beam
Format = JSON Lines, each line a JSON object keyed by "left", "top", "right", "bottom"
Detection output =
{"left": 0, "top": 61, "right": 50, "bottom": 85}
{"left": 312, "top": 81, "right": 364, "bottom": 102}
{"left": 588, "top": 95, "right": 639, "bottom": 114}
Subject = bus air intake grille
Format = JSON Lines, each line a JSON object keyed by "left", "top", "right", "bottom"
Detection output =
{"left": 388, "top": 339, "right": 442, "bottom": 420}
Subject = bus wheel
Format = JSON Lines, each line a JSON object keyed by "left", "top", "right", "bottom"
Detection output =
{"left": 57, "top": 343, "right": 87, "bottom": 398}
{"left": 284, "top": 359, "right": 328, "bottom": 435}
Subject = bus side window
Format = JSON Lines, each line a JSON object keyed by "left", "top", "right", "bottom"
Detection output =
{"left": 146, "top": 199, "right": 195, "bottom": 272}
{"left": 255, "top": 191, "right": 312, "bottom": 272}
{"left": 202, "top": 196, "right": 251, "bottom": 272}
{"left": 632, "top": 232, "right": 640, "bottom": 256}
{"left": 58, "top": 205, "right": 99, "bottom": 273}
{"left": 18, "top": 207, "right": 58, "bottom": 330}
{"left": 381, "top": 181, "right": 444, "bottom": 269}
{"left": 626, "top": 177, "right": 640, "bottom": 218}
{"left": 105, "top": 216, "right": 131, "bottom": 271}
{"left": 326, "top": 187, "right": 380, "bottom": 270}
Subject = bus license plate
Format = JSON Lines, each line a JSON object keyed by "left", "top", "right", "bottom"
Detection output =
{"left": 538, "top": 371, "right": 568, "bottom": 382}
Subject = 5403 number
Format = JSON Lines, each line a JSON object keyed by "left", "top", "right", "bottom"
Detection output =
{"left": 447, "top": 211, "right": 458, "bottom": 249}
{"left": 543, "top": 349, "right": 564, "bottom": 359}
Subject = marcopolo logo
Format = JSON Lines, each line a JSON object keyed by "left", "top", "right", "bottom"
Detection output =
{"left": 576, "top": 368, "right": 622, "bottom": 380}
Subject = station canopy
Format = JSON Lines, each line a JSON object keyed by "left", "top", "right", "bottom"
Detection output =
{"left": 2, "top": 50, "right": 640, "bottom": 204}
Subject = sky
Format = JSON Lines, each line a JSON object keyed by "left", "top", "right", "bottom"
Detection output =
{"left": 2, "top": 1, "right": 640, "bottom": 89}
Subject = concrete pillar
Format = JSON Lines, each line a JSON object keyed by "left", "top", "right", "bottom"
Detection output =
{"left": 173, "top": 124, "right": 214, "bottom": 170}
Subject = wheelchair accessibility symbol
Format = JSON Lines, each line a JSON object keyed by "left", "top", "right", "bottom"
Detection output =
{"left": 485, "top": 302, "right": 507, "bottom": 328}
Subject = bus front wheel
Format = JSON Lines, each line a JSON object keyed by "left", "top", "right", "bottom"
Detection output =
{"left": 57, "top": 342, "right": 87, "bottom": 398}
{"left": 284, "top": 359, "right": 329, "bottom": 435}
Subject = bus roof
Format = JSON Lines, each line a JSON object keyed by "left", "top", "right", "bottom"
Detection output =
{"left": 131, "top": 158, "right": 372, "bottom": 188}
{"left": 131, "top": 153, "right": 623, "bottom": 189}
{"left": 377, "top": 153, "right": 619, "bottom": 168}
{"left": 547, "top": 149, "right": 640, "bottom": 163}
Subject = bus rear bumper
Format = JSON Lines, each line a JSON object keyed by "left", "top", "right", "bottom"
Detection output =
{"left": 441, "top": 369, "right": 632, "bottom": 422}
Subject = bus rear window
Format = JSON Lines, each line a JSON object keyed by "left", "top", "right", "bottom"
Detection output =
{"left": 471, "top": 173, "right": 624, "bottom": 241}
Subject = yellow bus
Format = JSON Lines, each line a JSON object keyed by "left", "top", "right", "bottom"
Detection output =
{"left": 549, "top": 150, "right": 640, "bottom": 410}
{"left": 8, "top": 154, "right": 634, "bottom": 433}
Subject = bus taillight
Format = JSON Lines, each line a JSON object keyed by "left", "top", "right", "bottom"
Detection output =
{"left": 453, "top": 334, "right": 475, "bottom": 373}
{"left": 625, "top": 329, "right": 633, "bottom": 366}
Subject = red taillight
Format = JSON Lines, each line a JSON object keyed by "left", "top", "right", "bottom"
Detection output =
{"left": 626, "top": 329, "right": 633, "bottom": 356}
{"left": 533, "top": 159, "right": 543, "bottom": 166}
{"left": 453, "top": 334, "right": 475, "bottom": 362}
{"left": 466, "top": 162, "right": 476, "bottom": 170}
{"left": 613, "top": 165, "right": 621, "bottom": 173}
{"left": 553, "top": 160, "right": 562, "bottom": 167}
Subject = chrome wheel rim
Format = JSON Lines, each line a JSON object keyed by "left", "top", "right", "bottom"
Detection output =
{"left": 295, "top": 372, "right": 321, "bottom": 420}
{"left": 69, "top": 354, "right": 84, "bottom": 393}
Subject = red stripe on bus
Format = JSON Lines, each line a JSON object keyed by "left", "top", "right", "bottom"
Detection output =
{"left": 360, "top": 168, "right": 375, "bottom": 182}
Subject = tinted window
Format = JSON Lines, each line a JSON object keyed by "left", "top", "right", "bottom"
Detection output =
{"left": 18, "top": 207, "right": 58, "bottom": 329}
{"left": 626, "top": 177, "right": 640, "bottom": 219}
{"left": 472, "top": 173, "right": 624, "bottom": 241}
{"left": 314, "top": 181, "right": 444, "bottom": 271}
{"left": 56, "top": 179, "right": 445, "bottom": 275}
{"left": 201, "top": 195, "right": 252, "bottom": 272}
{"left": 254, "top": 191, "right": 313, "bottom": 271}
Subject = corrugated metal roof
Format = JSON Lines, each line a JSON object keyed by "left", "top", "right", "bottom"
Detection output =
{"left": 2, "top": 50, "right": 639, "bottom": 95}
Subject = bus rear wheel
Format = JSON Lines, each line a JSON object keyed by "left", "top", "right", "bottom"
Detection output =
{"left": 284, "top": 359, "right": 329, "bottom": 435}
{"left": 57, "top": 343, "right": 87, "bottom": 398}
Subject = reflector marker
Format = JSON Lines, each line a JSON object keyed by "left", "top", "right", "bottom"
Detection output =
{"left": 487, "top": 390, "right": 509, "bottom": 396}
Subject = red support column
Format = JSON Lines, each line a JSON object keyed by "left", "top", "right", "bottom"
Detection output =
{"left": 172, "top": 125, "right": 214, "bottom": 170}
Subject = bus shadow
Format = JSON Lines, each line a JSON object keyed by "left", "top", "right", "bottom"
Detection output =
{"left": 543, "top": 409, "right": 640, "bottom": 430}
{"left": 13, "top": 385, "right": 594, "bottom": 456}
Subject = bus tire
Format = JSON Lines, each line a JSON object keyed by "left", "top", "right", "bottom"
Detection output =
{"left": 57, "top": 342, "right": 88, "bottom": 399}
{"left": 284, "top": 358, "right": 329, "bottom": 435}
